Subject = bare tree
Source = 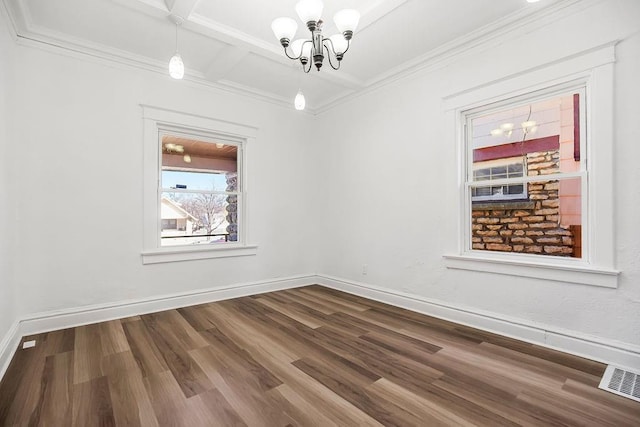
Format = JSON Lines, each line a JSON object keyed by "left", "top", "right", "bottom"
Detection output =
{"left": 167, "top": 193, "right": 227, "bottom": 239}
{"left": 192, "top": 193, "right": 226, "bottom": 237}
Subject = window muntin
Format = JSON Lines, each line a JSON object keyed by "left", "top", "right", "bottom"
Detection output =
{"left": 159, "top": 132, "right": 241, "bottom": 247}
{"left": 466, "top": 89, "right": 585, "bottom": 259}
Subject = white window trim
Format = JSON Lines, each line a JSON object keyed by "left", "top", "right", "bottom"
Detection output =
{"left": 442, "top": 44, "right": 619, "bottom": 288}
{"left": 141, "top": 105, "right": 258, "bottom": 264}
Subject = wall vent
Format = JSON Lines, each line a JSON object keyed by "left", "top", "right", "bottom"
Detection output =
{"left": 598, "top": 365, "right": 640, "bottom": 403}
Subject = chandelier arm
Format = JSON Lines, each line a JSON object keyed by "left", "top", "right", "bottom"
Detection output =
{"left": 323, "top": 37, "right": 338, "bottom": 56}
{"left": 324, "top": 42, "right": 341, "bottom": 70}
{"left": 342, "top": 39, "right": 351, "bottom": 55}
{"left": 283, "top": 46, "right": 302, "bottom": 61}
{"left": 303, "top": 60, "right": 312, "bottom": 73}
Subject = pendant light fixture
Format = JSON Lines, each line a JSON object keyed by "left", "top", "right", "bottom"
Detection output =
{"left": 294, "top": 91, "right": 306, "bottom": 110}
{"left": 169, "top": 18, "right": 184, "bottom": 80}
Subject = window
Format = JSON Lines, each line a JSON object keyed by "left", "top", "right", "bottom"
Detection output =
{"left": 466, "top": 90, "right": 585, "bottom": 259}
{"left": 442, "top": 44, "right": 619, "bottom": 288}
{"left": 472, "top": 158, "right": 527, "bottom": 201}
{"left": 142, "top": 106, "right": 257, "bottom": 264}
{"left": 160, "top": 131, "right": 240, "bottom": 247}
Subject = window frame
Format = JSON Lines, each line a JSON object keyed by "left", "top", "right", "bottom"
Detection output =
{"left": 442, "top": 44, "right": 619, "bottom": 288}
{"left": 141, "top": 105, "right": 258, "bottom": 264}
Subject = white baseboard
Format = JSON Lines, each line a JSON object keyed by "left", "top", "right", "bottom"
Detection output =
{"left": 3, "top": 273, "right": 639, "bottom": 383}
{"left": 0, "top": 274, "right": 316, "bottom": 381}
{"left": 316, "top": 275, "right": 640, "bottom": 370}
{"left": 19, "top": 275, "right": 316, "bottom": 336}
{"left": 0, "top": 320, "right": 21, "bottom": 383}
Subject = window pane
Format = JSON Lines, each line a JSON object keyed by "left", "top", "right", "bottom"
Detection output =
{"left": 505, "top": 184, "right": 524, "bottom": 195}
{"left": 471, "top": 177, "right": 582, "bottom": 258}
{"left": 162, "top": 170, "right": 231, "bottom": 192}
{"left": 161, "top": 135, "right": 238, "bottom": 191}
{"left": 508, "top": 163, "right": 523, "bottom": 175}
{"left": 471, "top": 93, "right": 582, "bottom": 175}
{"left": 161, "top": 192, "right": 239, "bottom": 246}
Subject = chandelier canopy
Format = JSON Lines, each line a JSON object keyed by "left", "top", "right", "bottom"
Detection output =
{"left": 271, "top": 0, "right": 360, "bottom": 72}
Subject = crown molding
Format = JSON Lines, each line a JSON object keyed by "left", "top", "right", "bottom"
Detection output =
{"left": 0, "top": 0, "right": 21, "bottom": 40}
{"left": 314, "top": 0, "right": 605, "bottom": 113}
{"left": 12, "top": 25, "right": 302, "bottom": 113}
{"left": 3, "top": 0, "right": 607, "bottom": 114}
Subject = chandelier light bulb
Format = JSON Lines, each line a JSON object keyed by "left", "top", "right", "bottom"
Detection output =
{"left": 329, "top": 34, "right": 349, "bottom": 55}
{"left": 294, "top": 91, "right": 306, "bottom": 111}
{"left": 334, "top": 9, "right": 360, "bottom": 37}
{"left": 183, "top": 154, "right": 191, "bottom": 163}
{"left": 271, "top": 17, "right": 298, "bottom": 44}
{"left": 295, "top": 0, "right": 324, "bottom": 24}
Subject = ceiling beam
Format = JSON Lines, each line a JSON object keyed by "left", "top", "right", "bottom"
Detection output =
{"left": 164, "top": 0, "right": 199, "bottom": 20}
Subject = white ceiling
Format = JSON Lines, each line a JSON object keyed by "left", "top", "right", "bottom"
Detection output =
{"left": 3, "top": 0, "right": 567, "bottom": 112}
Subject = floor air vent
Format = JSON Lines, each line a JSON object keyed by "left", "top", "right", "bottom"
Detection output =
{"left": 598, "top": 365, "right": 640, "bottom": 403}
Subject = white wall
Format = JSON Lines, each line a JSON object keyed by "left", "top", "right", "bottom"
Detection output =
{"left": 1, "top": 0, "right": 638, "bottom": 364}
{"left": 316, "top": 0, "right": 640, "bottom": 348}
{"left": 0, "top": 12, "right": 15, "bottom": 343}
{"left": 8, "top": 42, "right": 322, "bottom": 317}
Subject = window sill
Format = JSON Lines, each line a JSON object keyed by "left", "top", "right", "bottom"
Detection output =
{"left": 142, "top": 244, "right": 258, "bottom": 264}
{"left": 443, "top": 253, "right": 619, "bottom": 288}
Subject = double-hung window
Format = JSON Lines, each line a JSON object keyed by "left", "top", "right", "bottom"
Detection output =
{"left": 466, "top": 89, "right": 585, "bottom": 258}
{"left": 142, "top": 106, "right": 257, "bottom": 264}
{"left": 443, "top": 44, "right": 619, "bottom": 288}
{"left": 159, "top": 131, "right": 241, "bottom": 246}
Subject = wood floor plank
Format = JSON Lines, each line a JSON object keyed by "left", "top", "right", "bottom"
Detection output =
{"left": 177, "top": 305, "right": 219, "bottom": 332}
{"left": 369, "top": 378, "right": 475, "bottom": 427}
{"left": 293, "top": 356, "right": 428, "bottom": 427}
{"left": 29, "top": 351, "right": 74, "bottom": 427}
{"left": 73, "top": 324, "right": 106, "bottom": 384}
{"left": 188, "top": 388, "right": 247, "bottom": 427}
{"left": 103, "top": 351, "right": 159, "bottom": 427}
{"left": 140, "top": 313, "right": 213, "bottom": 398}
{"left": 254, "top": 296, "right": 324, "bottom": 329}
{"left": 198, "top": 327, "right": 283, "bottom": 391}
{"left": 1, "top": 339, "right": 53, "bottom": 425}
{"left": 143, "top": 370, "right": 206, "bottom": 426}
{"left": 296, "top": 287, "right": 372, "bottom": 313}
{"left": 121, "top": 319, "right": 169, "bottom": 378}
{"left": 1, "top": 285, "right": 638, "bottom": 426}
{"left": 72, "top": 376, "right": 115, "bottom": 427}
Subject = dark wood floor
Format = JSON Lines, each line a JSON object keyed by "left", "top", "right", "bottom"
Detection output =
{"left": 0, "top": 286, "right": 638, "bottom": 426}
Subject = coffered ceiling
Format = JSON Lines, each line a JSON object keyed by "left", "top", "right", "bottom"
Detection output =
{"left": 2, "top": 0, "right": 570, "bottom": 112}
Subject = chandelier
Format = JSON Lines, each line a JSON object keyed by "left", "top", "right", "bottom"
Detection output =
{"left": 271, "top": 0, "right": 360, "bottom": 72}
